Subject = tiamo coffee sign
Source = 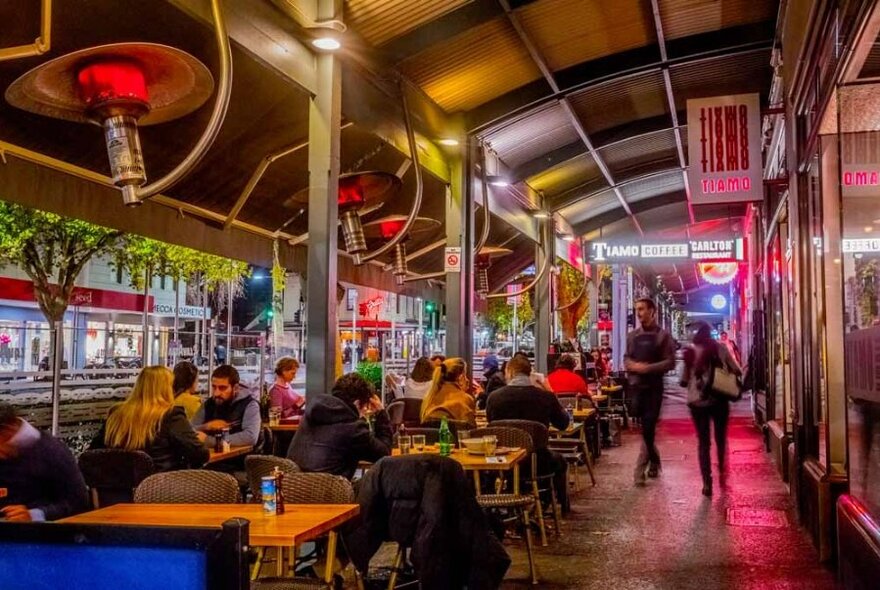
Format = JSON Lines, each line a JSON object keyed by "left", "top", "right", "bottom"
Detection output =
{"left": 687, "top": 93, "right": 763, "bottom": 204}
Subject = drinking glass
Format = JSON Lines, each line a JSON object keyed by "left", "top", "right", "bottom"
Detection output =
{"left": 398, "top": 435, "right": 412, "bottom": 455}
{"left": 482, "top": 435, "right": 497, "bottom": 457}
{"left": 269, "top": 407, "right": 281, "bottom": 426}
{"left": 412, "top": 434, "right": 426, "bottom": 452}
{"left": 457, "top": 429, "right": 472, "bottom": 450}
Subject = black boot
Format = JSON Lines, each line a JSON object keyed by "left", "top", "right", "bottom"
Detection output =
{"left": 701, "top": 477, "right": 713, "bottom": 497}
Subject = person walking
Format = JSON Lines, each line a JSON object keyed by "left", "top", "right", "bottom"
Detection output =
{"left": 681, "top": 322, "right": 742, "bottom": 496}
{"left": 625, "top": 298, "right": 676, "bottom": 486}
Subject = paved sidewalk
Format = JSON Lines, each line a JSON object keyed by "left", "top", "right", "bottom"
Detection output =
{"left": 500, "top": 391, "right": 840, "bottom": 589}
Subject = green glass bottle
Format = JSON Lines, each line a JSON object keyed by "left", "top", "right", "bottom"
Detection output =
{"left": 438, "top": 416, "right": 453, "bottom": 457}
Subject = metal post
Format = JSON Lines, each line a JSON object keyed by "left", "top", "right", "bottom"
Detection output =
{"left": 226, "top": 279, "right": 233, "bottom": 364}
{"left": 202, "top": 279, "right": 209, "bottom": 363}
{"left": 142, "top": 268, "right": 151, "bottom": 367}
{"left": 50, "top": 320, "right": 63, "bottom": 436}
{"left": 258, "top": 330, "right": 266, "bottom": 400}
{"left": 535, "top": 222, "right": 553, "bottom": 374}
{"left": 305, "top": 3, "right": 342, "bottom": 397}
{"left": 208, "top": 319, "right": 216, "bottom": 378}
{"left": 172, "top": 279, "right": 180, "bottom": 366}
{"left": 445, "top": 136, "right": 476, "bottom": 362}
{"left": 416, "top": 298, "right": 423, "bottom": 357}
{"left": 512, "top": 294, "right": 518, "bottom": 355}
{"left": 351, "top": 290, "right": 358, "bottom": 372}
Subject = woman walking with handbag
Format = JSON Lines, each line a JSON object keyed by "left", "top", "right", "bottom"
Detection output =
{"left": 681, "top": 322, "right": 742, "bottom": 497}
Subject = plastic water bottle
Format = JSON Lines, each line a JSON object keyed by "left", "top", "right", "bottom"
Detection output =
{"left": 261, "top": 476, "right": 276, "bottom": 515}
{"left": 273, "top": 467, "right": 285, "bottom": 515}
{"left": 438, "top": 416, "right": 453, "bottom": 457}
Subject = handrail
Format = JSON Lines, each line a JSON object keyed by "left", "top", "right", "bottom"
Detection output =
{"left": 354, "top": 80, "right": 424, "bottom": 265}
{"left": 134, "top": 0, "right": 232, "bottom": 204}
{"left": 553, "top": 242, "right": 588, "bottom": 312}
{"left": 0, "top": 0, "right": 51, "bottom": 61}
{"left": 486, "top": 226, "right": 550, "bottom": 299}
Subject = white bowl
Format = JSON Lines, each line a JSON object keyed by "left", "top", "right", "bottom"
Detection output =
{"left": 462, "top": 437, "right": 489, "bottom": 454}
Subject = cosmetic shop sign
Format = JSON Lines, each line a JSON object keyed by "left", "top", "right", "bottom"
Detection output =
{"left": 686, "top": 93, "right": 763, "bottom": 204}
{"left": 589, "top": 238, "right": 744, "bottom": 262}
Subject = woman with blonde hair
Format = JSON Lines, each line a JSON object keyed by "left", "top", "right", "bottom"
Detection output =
{"left": 419, "top": 358, "right": 475, "bottom": 426}
{"left": 91, "top": 366, "right": 208, "bottom": 472}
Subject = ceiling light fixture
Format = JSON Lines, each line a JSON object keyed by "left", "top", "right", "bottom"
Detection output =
{"left": 438, "top": 138, "right": 459, "bottom": 146}
{"left": 312, "top": 37, "right": 341, "bottom": 50}
{"left": 532, "top": 210, "right": 551, "bottom": 219}
{"left": 487, "top": 175, "right": 509, "bottom": 187}
{"left": 561, "top": 234, "right": 575, "bottom": 242}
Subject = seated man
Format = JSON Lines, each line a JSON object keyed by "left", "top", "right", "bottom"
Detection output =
{"left": 288, "top": 373, "right": 392, "bottom": 479}
{"left": 192, "top": 365, "right": 260, "bottom": 448}
{"left": 547, "top": 354, "right": 590, "bottom": 398}
{"left": 0, "top": 403, "right": 88, "bottom": 521}
{"left": 486, "top": 355, "right": 571, "bottom": 513}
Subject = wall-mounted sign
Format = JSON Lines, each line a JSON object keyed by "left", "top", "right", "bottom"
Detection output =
{"left": 590, "top": 238, "right": 744, "bottom": 262}
{"left": 359, "top": 296, "right": 384, "bottom": 317}
{"left": 843, "top": 238, "right": 880, "bottom": 253}
{"left": 710, "top": 294, "right": 728, "bottom": 310}
{"left": 686, "top": 93, "right": 763, "bottom": 204}
{"left": 699, "top": 262, "right": 739, "bottom": 285}
{"left": 444, "top": 247, "right": 461, "bottom": 272}
{"left": 151, "top": 304, "right": 211, "bottom": 318}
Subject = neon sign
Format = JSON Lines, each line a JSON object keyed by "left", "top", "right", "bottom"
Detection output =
{"left": 710, "top": 294, "right": 728, "bottom": 310}
{"left": 358, "top": 296, "right": 384, "bottom": 317}
{"left": 699, "top": 262, "right": 738, "bottom": 285}
{"left": 590, "top": 238, "right": 744, "bottom": 262}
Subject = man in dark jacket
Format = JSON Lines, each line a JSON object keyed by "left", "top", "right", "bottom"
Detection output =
{"left": 287, "top": 373, "right": 392, "bottom": 479}
{"left": 476, "top": 355, "right": 505, "bottom": 410}
{"left": 486, "top": 355, "right": 571, "bottom": 513}
{"left": 0, "top": 403, "right": 88, "bottom": 521}
{"left": 192, "top": 365, "right": 260, "bottom": 448}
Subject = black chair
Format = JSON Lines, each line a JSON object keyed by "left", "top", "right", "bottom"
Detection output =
{"left": 421, "top": 419, "right": 471, "bottom": 436}
{"left": 78, "top": 449, "right": 156, "bottom": 508}
{"left": 386, "top": 400, "right": 406, "bottom": 428}
{"left": 400, "top": 399, "right": 423, "bottom": 427}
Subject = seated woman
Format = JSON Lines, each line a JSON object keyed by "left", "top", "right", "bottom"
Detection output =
{"left": 404, "top": 357, "right": 434, "bottom": 399}
{"left": 287, "top": 373, "right": 392, "bottom": 479}
{"left": 269, "top": 356, "right": 305, "bottom": 418}
{"left": 420, "top": 358, "right": 476, "bottom": 427}
{"left": 547, "top": 354, "right": 590, "bottom": 398}
{"left": 91, "top": 366, "right": 208, "bottom": 472}
{"left": 172, "top": 361, "right": 202, "bottom": 420}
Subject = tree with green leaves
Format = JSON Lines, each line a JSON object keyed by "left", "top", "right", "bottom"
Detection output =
{"left": 0, "top": 201, "right": 122, "bottom": 323}
{"left": 557, "top": 259, "right": 590, "bottom": 339}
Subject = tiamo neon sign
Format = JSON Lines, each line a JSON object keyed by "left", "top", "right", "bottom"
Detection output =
{"left": 687, "top": 93, "right": 762, "bottom": 204}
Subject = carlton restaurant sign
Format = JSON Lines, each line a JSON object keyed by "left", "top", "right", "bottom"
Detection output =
{"left": 590, "top": 238, "right": 744, "bottom": 262}
{"left": 686, "top": 93, "right": 763, "bottom": 204}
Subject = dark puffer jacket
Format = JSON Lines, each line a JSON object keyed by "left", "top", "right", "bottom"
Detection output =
{"left": 345, "top": 454, "right": 510, "bottom": 590}
{"left": 286, "top": 394, "right": 392, "bottom": 479}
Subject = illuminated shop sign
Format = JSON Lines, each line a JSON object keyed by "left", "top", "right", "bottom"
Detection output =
{"left": 842, "top": 238, "right": 880, "bottom": 253}
{"left": 590, "top": 238, "right": 744, "bottom": 262}
{"left": 699, "top": 262, "right": 739, "bottom": 285}
{"left": 686, "top": 93, "right": 763, "bottom": 204}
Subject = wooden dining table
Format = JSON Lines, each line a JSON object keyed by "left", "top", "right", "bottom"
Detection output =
{"left": 391, "top": 445, "right": 528, "bottom": 494}
{"left": 61, "top": 503, "right": 359, "bottom": 582}
{"left": 206, "top": 445, "right": 253, "bottom": 464}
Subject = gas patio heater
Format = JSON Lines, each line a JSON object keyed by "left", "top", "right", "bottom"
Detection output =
{"left": 5, "top": 1, "right": 230, "bottom": 207}
{"left": 362, "top": 215, "right": 441, "bottom": 284}
{"left": 475, "top": 246, "right": 513, "bottom": 298}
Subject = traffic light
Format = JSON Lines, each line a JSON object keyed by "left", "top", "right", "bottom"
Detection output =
{"left": 266, "top": 307, "right": 275, "bottom": 320}
{"left": 424, "top": 301, "right": 435, "bottom": 313}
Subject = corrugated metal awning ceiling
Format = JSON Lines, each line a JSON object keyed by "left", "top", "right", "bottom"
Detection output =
{"left": 345, "top": 0, "right": 474, "bottom": 46}
{"left": 484, "top": 102, "right": 579, "bottom": 170}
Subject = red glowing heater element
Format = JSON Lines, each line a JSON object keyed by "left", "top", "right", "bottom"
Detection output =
{"left": 337, "top": 178, "right": 367, "bottom": 209}
{"left": 362, "top": 215, "right": 441, "bottom": 285}
{"left": 5, "top": 43, "right": 214, "bottom": 206}
{"left": 378, "top": 219, "right": 406, "bottom": 241}
{"left": 76, "top": 60, "right": 149, "bottom": 109}
{"left": 699, "top": 262, "right": 738, "bottom": 285}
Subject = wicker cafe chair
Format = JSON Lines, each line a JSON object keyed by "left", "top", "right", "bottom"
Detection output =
{"left": 491, "top": 419, "right": 563, "bottom": 543}
{"left": 133, "top": 470, "right": 242, "bottom": 504}
{"left": 386, "top": 400, "right": 406, "bottom": 429}
{"left": 78, "top": 449, "right": 156, "bottom": 508}
{"left": 254, "top": 473, "right": 356, "bottom": 588}
{"left": 469, "top": 426, "right": 539, "bottom": 585}
{"left": 245, "top": 455, "right": 301, "bottom": 502}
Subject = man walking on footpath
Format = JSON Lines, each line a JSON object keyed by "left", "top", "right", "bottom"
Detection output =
{"left": 625, "top": 298, "right": 676, "bottom": 485}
